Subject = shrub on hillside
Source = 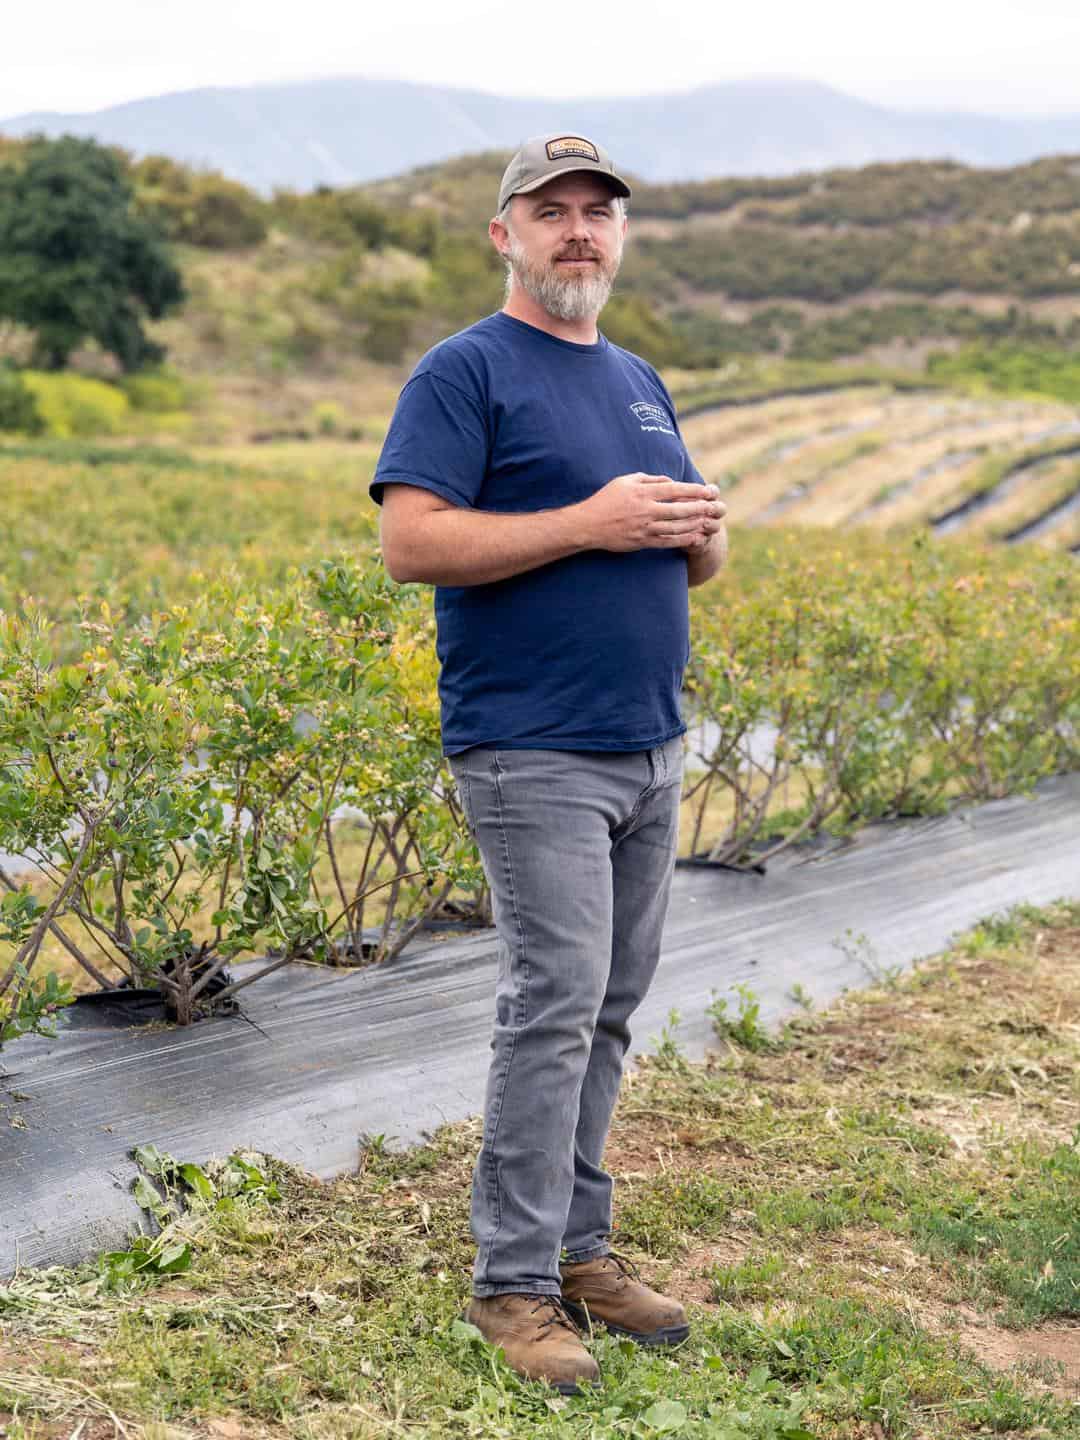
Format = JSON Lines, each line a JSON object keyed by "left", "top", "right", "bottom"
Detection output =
{"left": 628, "top": 174, "right": 812, "bottom": 219}
{"left": 601, "top": 294, "right": 688, "bottom": 367}
{"left": 784, "top": 303, "right": 1080, "bottom": 362}
{"left": 743, "top": 155, "right": 1080, "bottom": 228}
{"left": 633, "top": 211, "right": 1080, "bottom": 310}
{"left": 183, "top": 176, "right": 269, "bottom": 249}
{"left": 273, "top": 186, "right": 440, "bottom": 258}
{"left": 646, "top": 224, "right": 907, "bottom": 302}
{"left": 926, "top": 343, "right": 1080, "bottom": 403}
{"left": 337, "top": 280, "right": 425, "bottom": 364}
{"left": 21, "top": 372, "right": 131, "bottom": 437}
{"left": 118, "top": 367, "right": 189, "bottom": 413}
{"left": 132, "top": 154, "right": 268, "bottom": 248}
{"left": 669, "top": 305, "right": 803, "bottom": 364}
{"left": 425, "top": 237, "right": 503, "bottom": 328}
{"left": 0, "top": 363, "right": 43, "bottom": 434}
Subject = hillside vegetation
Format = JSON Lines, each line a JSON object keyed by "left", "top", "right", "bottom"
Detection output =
{"left": 363, "top": 150, "right": 1080, "bottom": 366}
{"left": 5, "top": 138, "right": 1080, "bottom": 405}
{"left": 4, "top": 139, "right": 1080, "bottom": 548}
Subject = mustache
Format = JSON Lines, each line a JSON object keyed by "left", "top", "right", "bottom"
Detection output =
{"left": 553, "top": 247, "right": 602, "bottom": 260}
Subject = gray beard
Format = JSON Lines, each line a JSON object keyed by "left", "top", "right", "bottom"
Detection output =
{"left": 505, "top": 233, "right": 621, "bottom": 323}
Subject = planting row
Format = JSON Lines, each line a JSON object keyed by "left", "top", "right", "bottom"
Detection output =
{"left": 2, "top": 535, "right": 1076, "bottom": 1045}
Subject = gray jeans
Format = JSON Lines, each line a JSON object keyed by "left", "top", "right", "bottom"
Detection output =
{"left": 447, "top": 735, "right": 684, "bottom": 1297}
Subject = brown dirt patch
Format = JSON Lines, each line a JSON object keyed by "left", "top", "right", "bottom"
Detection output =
{"left": 0, "top": 1417, "right": 119, "bottom": 1440}
{"left": 671, "top": 1237, "right": 754, "bottom": 1303}
{"left": 666, "top": 1223, "right": 1080, "bottom": 1406}
{"left": 0, "top": 1336, "right": 91, "bottom": 1368}
{"left": 604, "top": 1110, "right": 760, "bottom": 1180}
{"left": 954, "top": 1320, "right": 1080, "bottom": 1404}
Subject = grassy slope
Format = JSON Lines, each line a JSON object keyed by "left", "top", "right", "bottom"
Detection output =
{"left": 1, "top": 901, "right": 1078, "bottom": 1437}
{"left": 10, "top": 144, "right": 1080, "bottom": 446}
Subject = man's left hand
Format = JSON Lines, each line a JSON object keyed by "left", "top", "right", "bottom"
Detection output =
{"left": 683, "top": 504, "right": 727, "bottom": 554}
{"left": 684, "top": 516, "right": 728, "bottom": 587}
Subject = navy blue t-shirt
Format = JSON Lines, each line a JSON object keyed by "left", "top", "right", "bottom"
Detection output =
{"left": 369, "top": 310, "right": 706, "bottom": 756}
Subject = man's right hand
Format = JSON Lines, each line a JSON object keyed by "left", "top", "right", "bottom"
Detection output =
{"left": 579, "top": 472, "right": 727, "bottom": 553}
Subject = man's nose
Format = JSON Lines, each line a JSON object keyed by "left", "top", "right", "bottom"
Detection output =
{"left": 564, "top": 208, "right": 593, "bottom": 241}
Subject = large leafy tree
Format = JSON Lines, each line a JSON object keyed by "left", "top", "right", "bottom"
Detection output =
{"left": 0, "top": 134, "right": 186, "bottom": 371}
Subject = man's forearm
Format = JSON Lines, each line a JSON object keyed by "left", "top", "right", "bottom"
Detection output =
{"left": 686, "top": 524, "right": 728, "bottom": 588}
{"left": 389, "top": 504, "right": 593, "bottom": 586}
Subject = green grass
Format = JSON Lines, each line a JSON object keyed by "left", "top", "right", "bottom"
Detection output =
{"left": 1, "top": 900, "right": 1078, "bottom": 1437}
{"left": 0, "top": 439, "right": 204, "bottom": 467}
{"left": 670, "top": 359, "right": 943, "bottom": 417}
{"left": 907, "top": 1135, "right": 1080, "bottom": 1324}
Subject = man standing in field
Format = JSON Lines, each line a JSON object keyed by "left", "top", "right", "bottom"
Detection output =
{"left": 369, "top": 132, "right": 728, "bottom": 1392}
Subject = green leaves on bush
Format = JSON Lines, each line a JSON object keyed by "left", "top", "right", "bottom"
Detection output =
{"left": 0, "top": 965, "right": 73, "bottom": 1045}
{"left": 0, "top": 362, "right": 43, "bottom": 434}
{"left": 21, "top": 371, "right": 131, "bottom": 437}
{"left": 683, "top": 531, "right": 1079, "bottom": 867}
{"left": 927, "top": 342, "right": 1080, "bottom": 404}
{"left": 0, "top": 554, "right": 480, "bottom": 1041}
{"left": 2, "top": 534, "right": 1075, "bottom": 1046}
{"left": 131, "top": 153, "right": 268, "bottom": 248}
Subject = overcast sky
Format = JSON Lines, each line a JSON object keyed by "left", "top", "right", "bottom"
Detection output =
{"left": 5, "top": 0, "right": 1080, "bottom": 118}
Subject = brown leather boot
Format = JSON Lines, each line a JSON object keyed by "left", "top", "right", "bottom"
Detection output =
{"left": 560, "top": 1253, "right": 690, "bottom": 1347}
{"left": 464, "top": 1293, "right": 601, "bottom": 1394}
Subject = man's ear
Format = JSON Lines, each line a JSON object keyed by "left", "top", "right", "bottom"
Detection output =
{"left": 489, "top": 215, "right": 511, "bottom": 259}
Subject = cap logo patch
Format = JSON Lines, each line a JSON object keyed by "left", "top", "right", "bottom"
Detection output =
{"left": 546, "top": 136, "right": 599, "bottom": 162}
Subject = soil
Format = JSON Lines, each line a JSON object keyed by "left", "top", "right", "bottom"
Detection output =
{"left": 953, "top": 1320, "right": 1080, "bottom": 1404}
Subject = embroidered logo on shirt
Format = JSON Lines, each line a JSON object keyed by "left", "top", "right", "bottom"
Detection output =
{"left": 546, "top": 137, "right": 600, "bottom": 162}
{"left": 630, "top": 401, "right": 676, "bottom": 436}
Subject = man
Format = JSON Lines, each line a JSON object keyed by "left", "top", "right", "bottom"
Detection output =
{"left": 369, "top": 132, "right": 728, "bottom": 1393}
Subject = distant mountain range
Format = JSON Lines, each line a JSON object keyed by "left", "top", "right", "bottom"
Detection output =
{"left": 5, "top": 74, "right": 1080, "bottom": 194}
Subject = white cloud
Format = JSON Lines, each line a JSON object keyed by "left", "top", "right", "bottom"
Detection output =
{"left": 4, "top": 0, "right": 1080, "bottom": 117}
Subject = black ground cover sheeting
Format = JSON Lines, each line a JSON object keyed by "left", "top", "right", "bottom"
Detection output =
{"left": 2, "top": 773, "right": 1078, "bottom": 1278}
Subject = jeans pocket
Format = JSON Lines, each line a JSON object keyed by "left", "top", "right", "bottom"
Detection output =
{"left": 448, "top": 756, "right": 477, "bottom": 839}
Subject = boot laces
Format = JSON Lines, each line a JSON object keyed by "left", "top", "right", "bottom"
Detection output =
{"left": 604, "top": 1250, "right": 643, "bottom": 1287}
{"left": 528, "top": 1294, "right": 578, "bottom": 1335}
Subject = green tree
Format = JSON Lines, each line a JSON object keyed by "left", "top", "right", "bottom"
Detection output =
{"left": 0, "top": 134, "right": 186, "bottom": 371}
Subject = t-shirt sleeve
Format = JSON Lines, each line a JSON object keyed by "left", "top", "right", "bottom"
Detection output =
{"left": 682, "top": 448, "right": 707, "bottom": 488}
{"left": 369, "top": 372, "right": 489, "bottom": 508}
{"left": 648, "top": 365, "right": 706, "bottom": 488}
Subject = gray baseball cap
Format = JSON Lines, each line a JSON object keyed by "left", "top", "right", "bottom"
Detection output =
{"left": 497, "top": 132, "right": 632, "bottom": 213}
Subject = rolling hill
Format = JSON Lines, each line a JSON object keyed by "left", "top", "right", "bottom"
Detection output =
{"left": 4, "top": 134, "right": 1080, "bottom": 552}
{"left": 7, "top": 74, "right": 1080, "bottom": 194}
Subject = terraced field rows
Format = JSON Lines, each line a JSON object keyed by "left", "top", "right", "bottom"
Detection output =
{"left": 681, "top": 386, "right": 1080, "bottom": 549}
